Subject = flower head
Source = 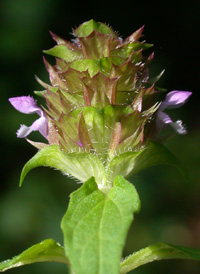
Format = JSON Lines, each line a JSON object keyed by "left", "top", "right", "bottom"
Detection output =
{"left": 157, "top": 90, "right": 192, "bottom": 134}
{"left": 9, "top": 96, "right": 48, "bottom": 139}
{"left": 9, "top": 20, "right": 193, "bottom": 190}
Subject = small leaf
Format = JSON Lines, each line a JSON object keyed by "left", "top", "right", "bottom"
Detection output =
{"left": 0, "top": 239, "right": 68, "bottom": 272}
{"left": 20, "top": 145, "right": 106, "bottom": 187}
{"left": 111, "top": 60, "right": 138, "bottom": 92}
{"left": 132, "top": 140, "right": 185, "bottom": 176}
{"left": 124, "top": 26, "right": 144, "bottom": 43}
{"left": 120, "top": 242, "right": 200, "bottom": 274}
{"left": 70, "top": 59, "right": 100, "bottom": 77}
{"left": 108, "top": 122, "right": 121, "bottom": 158}
{"left": 49, "top": 31, "right": 74, "bottom": 47}
{"left": 61, "top": 176, "right": 140, "bottom": 274}
{"left": 82, "top": 73, "right": 118, "bottom": 106}
{"left": 70, "top": 58, "right": 113, "bottom": 77}
{"left": 44, "top": 45, "right": 83, "bottom": 62}
{"left": 111, "top": 42, "right": 152, "bottom": 59}
{"left": 103, "top": 105, "right": 118, "bottom": 150}
{"left": 147, "top": 69, "right": 165, "bottom": 85}
{"left": 34, "top": 90, "right": 46, "bottom": 97}
{"left": 106, "top": 150, "right": 143, "bottom": 184}
{"left": 82, "top": 107, "right": 105, "bottom": 156}
{"left": 79, "top": 114, "right": 93, "bottom": 152}
{"left": 74, "top": 19, "right": 118, "bottom": 38}
{"left": 79, "top": 31, "right": 111, "bottom": 58}
{"left": 43, "top": 57, "right": 66, "bottom": 90}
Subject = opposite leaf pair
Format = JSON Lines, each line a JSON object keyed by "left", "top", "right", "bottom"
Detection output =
{"left": 1, "top": 177, "right": 200, "bottom": 273}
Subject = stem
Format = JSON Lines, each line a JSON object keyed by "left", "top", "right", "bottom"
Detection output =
{"left": 69, "top": 266, "right": 76, "bottom": 274}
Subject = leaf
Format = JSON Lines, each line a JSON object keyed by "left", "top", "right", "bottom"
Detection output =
{"left": 106, "top": 150, "right": 143, "bottom": 184}
{"left": 70, "top": 58, "right": 112, "bottom": 77}
{"left": 61, "top": 176, "right": 140, "bottom": 274}
{"left": 79, "top": 114, "right": 93, "bottom": 152}
{"left": 111, "top": 60, "right": 138, "bottom": 92}
{"left": 20, "top": 145, "right": 106, "bottom": 187}
{"left": 106, "top": 140, "right": 185, "bottom": 184}
{"left": 111, "top": 42, "right": 153, "bottom": 59}
{"left": 82, "top": 107, "right": 105, "bottom": 156}
{"left": 120, "top": 242, "right": 200, "bottom": 274}
{"left": 132, "top": 140, "right": 185, "bottom": 176}
{"left": 43, "top": 57, "right": 67, "bottom": 90}
{"left": 147, "top": 69, "right": 165, "bottom": 85}
{"left": 70, "top": 59, "right": 100, "bottom": 77}
{"left": 74, "top": 19, "right": 118, "bottom": 38}
{"left": 108, "top": 122, "right": 121, "bottom": 158}
{"left": 44, "top": 45, "right": 83, "bottom": 62}
{"left": 79, "top": 31, "right": 110, "bottom": 59}
{"left": 0, "top": 239, "right": 68, "bottom": 272}
{"left": 34, "top": 90, "right": 46, "bottom": 97}
{"left": 103, "top": 105, "right": 118, "bottom": 149}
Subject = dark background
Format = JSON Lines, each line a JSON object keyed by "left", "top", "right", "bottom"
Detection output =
{"left": 0, "top": 0, "right": 200, "bottom": 273}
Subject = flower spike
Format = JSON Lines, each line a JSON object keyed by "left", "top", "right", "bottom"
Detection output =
{"left": 9, "top": 20, "right": 192, "bottom": 187}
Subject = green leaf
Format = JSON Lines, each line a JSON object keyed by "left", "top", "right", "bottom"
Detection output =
{"left": 79, "top": 32, "right": 111, "bottom": 59}
{"left": 82, "top": 107, "right": 105, "bottom": 156}
{"left": 107, "top": 150, "right": 144, "bottom": 184}
{"left": 120, "top": 242, "right": 200, "bottom": 274}
{"left": 20, "top": 145, "right": 106, "bottom": 187}
{"left": 0, "top": 239, "right": 68, "bottom": 272}
{"left": 132, "top": 140, "right": 185, "bottom": 176}
{"left": 70, "top": 59, "right": 100, "bottom": 77}
{"left": 70, "top": 58, "right": 112, "bottom": 77}
{"left": 44, "top": 45, "right": 83, "bottom": 62}
{"left": 103, "top": 105, "right": 118, "bottom": 148}
{"left": 111, "top": 42, "right": 153, "bottom": 59}
{"left": 34, "top": 90, "right": 46, "bottom": 97}
{"left": 74, "top": 19, "right": 118, "bottom": 38}
{"left": 147, "top": 69, "right": 165, "bottom": 85}
{"left": 61, "top": 176, "right": 140, "bottom": 274}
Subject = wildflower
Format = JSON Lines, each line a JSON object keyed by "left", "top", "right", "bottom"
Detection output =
{"left": 9, "top": 96, "right": 48, "bottom": 139}
{"left": 157, "top": 90, "right": 192, "bottom": 134}
{"left": 8, "top": 20, "right": 192, "bottom": 189}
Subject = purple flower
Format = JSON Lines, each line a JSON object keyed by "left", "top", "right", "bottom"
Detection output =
{"left": 9, "top": 96, "right": 48, "bottom": 139}
{"left": 157, "top": 90, "right": 192, "bottom": 134}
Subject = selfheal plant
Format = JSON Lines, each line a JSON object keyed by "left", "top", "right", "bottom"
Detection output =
{"left": 1, "top": 19, "right": 199, "bottom": 273}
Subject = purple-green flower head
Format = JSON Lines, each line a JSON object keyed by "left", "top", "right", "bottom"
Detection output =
{"left": 9, "top": 96, "right": 48, "bottom": 139}
{"left": 9, "top": 20, "right": 193, "bottom": 190}
{"left": 157, "top": 90, "right": 192, "bottom": 134}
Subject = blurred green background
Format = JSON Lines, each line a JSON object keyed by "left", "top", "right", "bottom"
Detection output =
{"left": 0, "top": 0, "right": 200, "bottom": 273}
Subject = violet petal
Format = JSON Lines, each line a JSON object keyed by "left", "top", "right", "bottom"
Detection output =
{"left": 17, "top": 117, "right": 48, "bottom": 139}
{"left": 170, "top": 120, "right": 187, "bottom": 135}
{"left": 157, "top": 111, "right": 173, "bottom": 125}
{"left": 157, "top": 111, "right": 187, "bottom": 135}
{"left": 9, "top": 96, "right": 42, "bottom": 116}
{"left": 160, "top": 90, "right": 192, "bottom": 111}
{"left": 17, "top": 125, "right": 33, "bottom": 138}
{"left": 31, "top": 116, "right": 48, "bottom": 139}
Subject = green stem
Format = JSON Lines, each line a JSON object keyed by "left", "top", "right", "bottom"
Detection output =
{"left": 69, "top": 266, "right": 75, "bottom": 274}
